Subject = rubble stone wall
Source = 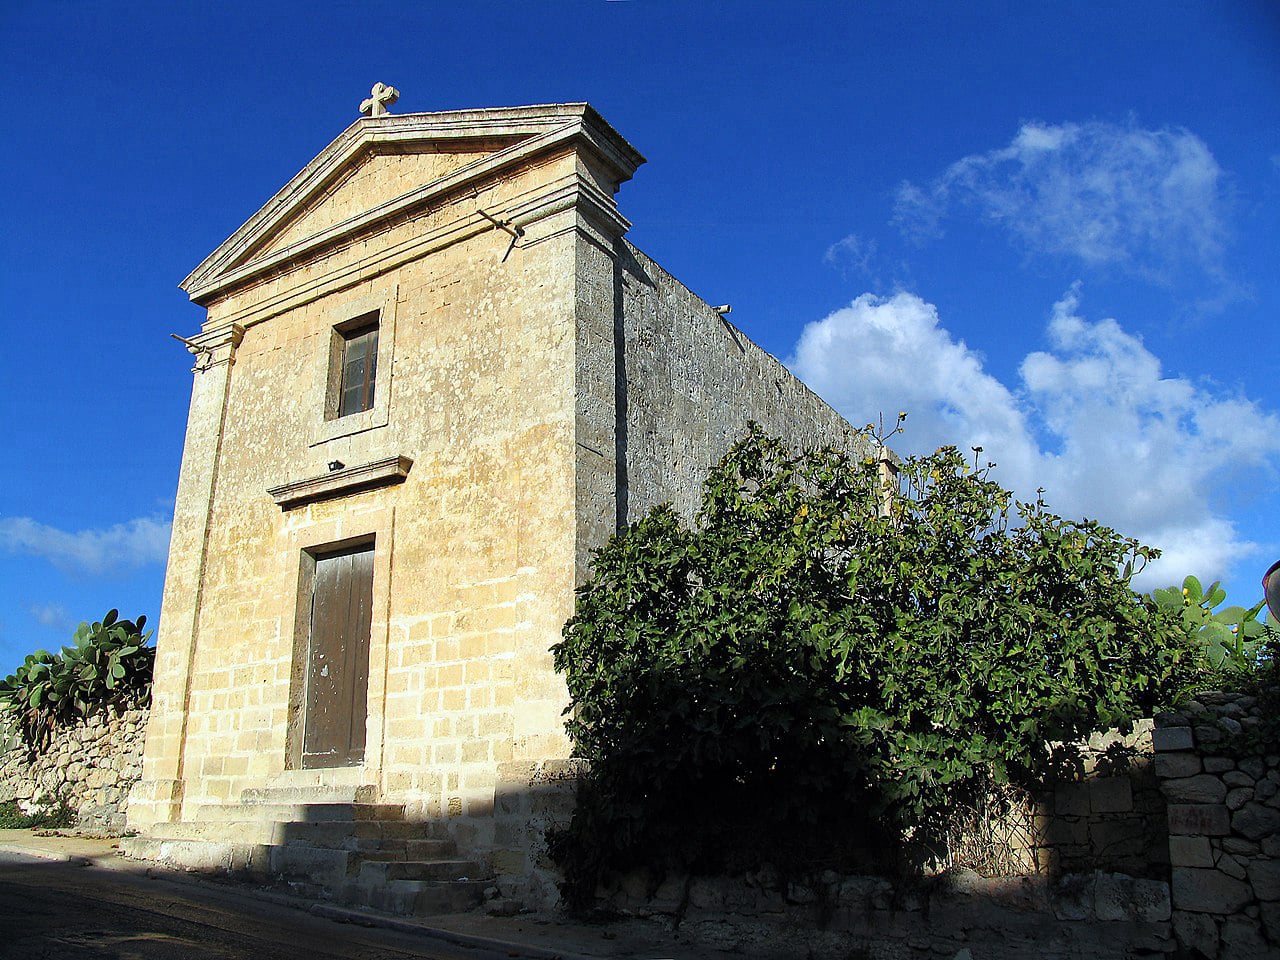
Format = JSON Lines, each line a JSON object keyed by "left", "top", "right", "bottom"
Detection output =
{"left": 956, "top": 721, "right": 1169, "bottom": 880}
{"left": 588, "top": 695, "right": 1280, "bottom": 957}
{"left": 598, "top": 868, "right": 1173, "bottom": 960}
{"left": 1154, "top": 689, "right": 1280, "bottom": 957}
{"left": 0, "top": 703, "right": 148, "bottom": 833}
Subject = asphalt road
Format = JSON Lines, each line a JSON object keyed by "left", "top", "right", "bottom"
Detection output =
{"left": 0, "top": 852, "right": 522, "bottom": 960}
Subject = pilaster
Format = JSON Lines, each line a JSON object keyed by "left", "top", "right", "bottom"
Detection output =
{"left": 128, "top": 321, "right": 243, "bottom": 830}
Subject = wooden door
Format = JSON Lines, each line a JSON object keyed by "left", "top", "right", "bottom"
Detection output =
{"left": 302, "top": 542, "right": 374, "bottom": 768}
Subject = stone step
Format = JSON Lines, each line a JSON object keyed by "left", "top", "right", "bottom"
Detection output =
{"left": 187, "top": 802, "right": 405, "bottom": 824}
{"left": 124, "top": 835, "right": 490, "bottom": 917}
{"left": 240, "top": 784, "right": 379, "bottom": 805}
{"left": 120, "top": 836, "right": 270, "bottom": 875}
{"left": 125, "top": 836, "right": 360, "bottom": 885}
{"left": 351, "top": 879, "right": 492, "bottom": 917}
{"left": 287, "top": 820, "right": 428, "bottom": 846}
{"left": 144, "top": 818, "right": 427, "bottom": 847}
{"left": 268, "top": 844, "right": 360, "bottom": 880}
{"left": 357, "top": 839, "right": 458, "bottom": 861}
{"left": 357, "top": 858, "right": 490, "bottom": 884}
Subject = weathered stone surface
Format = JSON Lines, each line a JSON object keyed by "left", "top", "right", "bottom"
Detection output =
{"left": 1153, "top": 726, "right": 1195, "bottom": 752}
{"left": 1094, "top": 872, "right": 1170, "bottom": 922}
{"left": 1173, "top": 910, "right": 1220, "bottom": 957}
{"left": 1218, "top": 716, "right": 1244, "bottom": 736}
{"left": 1217, "top": 852, "right": 1248, "bottom": 880}
{"left": 1054, "top": 782, "right": 1090, "bottom": 816}
{"left": 1234, "top": 802, "right": 1280, "bottom": 841}
{"left": 1163, "top": 774, "right": 1228, "bottom": 804}
{"left": 1168, "top": 803, "right": 1232, "bottom": 836}
{"left": 1172, "top": 867, "right": 1254, "bottom": 913}
{"left": 1219, "top": 917, "right": 1271, "bottom": 960}
{"left": 1225, "top": 770, "right": 1258, "bottom": 788}
{"left": 1248, "top": 859, "right": 1280, "bottom": 901}
{"left": 1051, "top": 873, "right": 1094, "bottom": 920}
{"left": 1262, "top": 901, "right": 1280, "bottom": 942}
{"left": 0, "top": 703, "right": 147, "bottom": 830}
{"left": 1228, "top": 786, "right": 1255, "bottom": 811}
{"left": 1045, "top": 815, "right": 1089, "bottom": 846}
{"left": 1195, "top": 724, "right": 1226, "bottom": 745}
{"left": 1169, "top": 835, "right": 1214, "bottom": 868}
{"left": 1205, "top": 756, "right": 1237, "bottom": 773}
{"left": 1089, "top": 776, "right": 1133, "bottom": 813}
{"left": 1222, "top": 837, "right": 1262, "bottom": 857}
{"left": 1088, "top": 817, "right": 1148, "bottom": 858}
{"left": 1155, "top": 752, "right": 1202, "bottom": 779}
{"left": 1241, "top": 757, "right": 1269, "bottom": 779}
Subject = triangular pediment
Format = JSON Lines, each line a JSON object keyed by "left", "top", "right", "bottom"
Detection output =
{"left": 252, "top": 143, "right": 511, "bottom": 261}
{"left": 182, "top": 104, "right": 644, "bottom": 304}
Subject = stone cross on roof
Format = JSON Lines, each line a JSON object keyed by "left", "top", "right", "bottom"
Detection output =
{"left": 360, "top": 82, "right": 400, "bottom": 118}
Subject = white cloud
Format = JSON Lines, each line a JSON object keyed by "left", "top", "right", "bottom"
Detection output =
{"left": 824, "top": 233, "right": 879, "bottom": 280}
{"left": 791, "top": 290, "right": 1280, "bottom": 588}
{"left": 0, "top": 516, "right": 171, "bottom": 577}
{"left": 894, "top": 121, "right": 1229, "bottom": 285}
{"left": 28, "top": 603, "right": 73, "bottom": 630}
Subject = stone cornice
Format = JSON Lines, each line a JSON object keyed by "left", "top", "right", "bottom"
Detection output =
{"left": 185, "top": 322, "right": 244, "bottom": 372}
{"left": 183, "top": 104, "right": 644, "bottom": 305}
{"left": 197, "top": 174, "right": 627, "bottom": 331}
{"left": 267, "top": 455, "right": 413, "bottom": 510}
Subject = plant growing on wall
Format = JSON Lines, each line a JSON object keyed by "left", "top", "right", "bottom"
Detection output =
{"left": 551, "top": 425, "right": 1197, "bottom": 907}
{"left": 0, "top": 610, "right": 154, "bottom": 752}
{"left": 1151, "top": 576, "right": 1272, "bottom": 676}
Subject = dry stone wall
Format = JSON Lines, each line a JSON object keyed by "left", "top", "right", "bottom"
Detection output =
{"left": 584, "top": 699, "right": 1280, "bottom": 958}
{"left": 936, "top": 723, "right": 1167, "bottom": 881}
{"left": 598, "top": 868, "right": 1173, "bottom": 960}
{"left": 1154, "top": 689, "right": 1280, "bottom": 957}
{"left": 1038, "top": 721, "right": 1170, "bottom": 879}
{"left": 0, "top": 703, "right": 147, "bottom": 832}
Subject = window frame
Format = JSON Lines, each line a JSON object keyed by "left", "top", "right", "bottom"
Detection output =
{"left": 334, "top": 312, "right": 380, "bottom": 419}
{"left": 309, "top": 286, "right": 397, "bottom": 446}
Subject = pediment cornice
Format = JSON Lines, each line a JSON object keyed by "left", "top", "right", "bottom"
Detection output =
{"left": 182, "top": 104, "right": 644, "bottom": 305}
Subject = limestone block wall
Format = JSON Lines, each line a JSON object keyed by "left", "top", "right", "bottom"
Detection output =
{"left": 615, "top": 242, "right": 867, "bottom": 524}
{"left": 0, "top": 703, "right": 148, "bottom": 832}
{"left": 144, "top": 154, "right": 588, "bottom": 833}
{"left": 1154, "top": 689, "right": 1280, "bottom": 957}
{"left": 1038, "top": 721, "right": 1170, "bottom": 879}
{"left": 492, "top": 758, "right": 586, "bottom": 907}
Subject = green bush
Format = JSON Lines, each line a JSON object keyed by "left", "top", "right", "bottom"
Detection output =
{"left": 0, "top": 797, "right": 75, "bottom": 830}
{"left": 551, "top": 426, "right": 1196, "bottom": 907}
{"left": 0, "top": 610, "right": 154, "bottom": 752}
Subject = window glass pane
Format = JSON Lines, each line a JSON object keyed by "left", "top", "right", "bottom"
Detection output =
{"left": 337, "top": 321, "right": 378, "bottom": 417}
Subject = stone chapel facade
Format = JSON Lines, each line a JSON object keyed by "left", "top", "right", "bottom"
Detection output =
{"left": 126, "top": 95, "right": 860, "bottom": 904}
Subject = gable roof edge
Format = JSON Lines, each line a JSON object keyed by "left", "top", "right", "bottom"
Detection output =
{"left": 180, "top": 103, "right": 645, "bottom": 299}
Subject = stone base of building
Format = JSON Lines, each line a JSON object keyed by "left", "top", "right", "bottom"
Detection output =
{"left": 121, "top": 758, "right": 585, "bottom": 915}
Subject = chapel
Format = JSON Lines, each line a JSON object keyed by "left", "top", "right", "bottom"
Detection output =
{"left": 125, "top": 87, "right": 860, "bottom": 909}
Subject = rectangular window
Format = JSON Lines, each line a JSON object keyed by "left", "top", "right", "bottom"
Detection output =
{"left": 312, "top": 292, "right": 395, "bottom": 443}
{"left": 337, "top": 318, "right": 379, "bottom": 418}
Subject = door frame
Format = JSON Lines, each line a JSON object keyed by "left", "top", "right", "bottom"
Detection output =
{"left": 283, "top": 512, "right": 394, "bottom": 777}
{"left": 300, "top": 538, "right": 375, "bottom": 768}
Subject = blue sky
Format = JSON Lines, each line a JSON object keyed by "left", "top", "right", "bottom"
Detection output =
{"left": 2, "top": 1, "right": 1278, "bottom": 673}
